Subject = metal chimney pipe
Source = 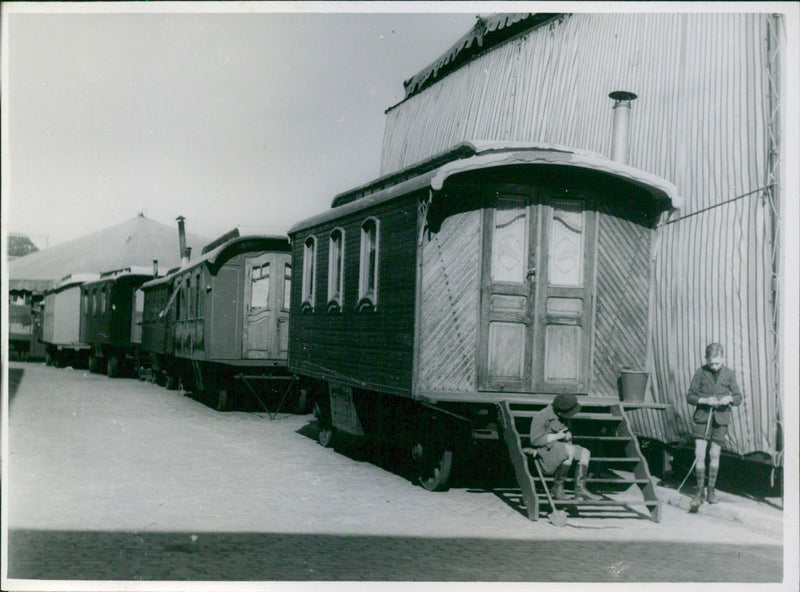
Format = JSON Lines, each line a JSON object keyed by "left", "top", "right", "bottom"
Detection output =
{"left": 176, "top": 216, "right": 188, "bottom": 265}
{"left": 152, "top": 259, "right": 159, "bottom": 277}
{"left": 609, "top": 91, "right": 638, "bottom": 163}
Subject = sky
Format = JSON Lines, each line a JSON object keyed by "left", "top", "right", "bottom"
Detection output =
{"left": 3, "top": 4, "right": 479, "bottom": 248}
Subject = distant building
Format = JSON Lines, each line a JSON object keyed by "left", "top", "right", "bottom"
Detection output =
{"left": 7, "top": 233, "right": 39, "bottom": 260}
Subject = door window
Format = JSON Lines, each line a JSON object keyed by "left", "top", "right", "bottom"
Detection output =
{"left": 282, "top": 263, "right": 291, "bottom": 311}
{"left": 491, "top": 199, "right": 528, "bottom": 283}
{"left": 250, "top": 262, "right": 271, "bottom": 310}
{"left": 548, "top": 201, "right": 584, "bottom": 286}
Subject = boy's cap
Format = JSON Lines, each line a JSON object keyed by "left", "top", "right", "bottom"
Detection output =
{"left": 552, "top": 393, "right": 581, "bottom": 418}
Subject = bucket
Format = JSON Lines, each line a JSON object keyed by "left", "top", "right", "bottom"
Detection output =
{"left": 619, "top": 369, "right": 648, "bottom": 402}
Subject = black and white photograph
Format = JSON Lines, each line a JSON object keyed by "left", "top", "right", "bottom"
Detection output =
{"left": 2, "top": 2, "right": 798, "bottom": 590}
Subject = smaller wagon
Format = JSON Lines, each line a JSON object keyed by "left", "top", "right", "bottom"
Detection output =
{"left": 42, "top": 273, "right": 100, "bottom": 368}
{"left": 149, "top": 230, "right": 298, "bottom": 411}
{"left": 80, "top": 266, "right": 155, "bottom": 377}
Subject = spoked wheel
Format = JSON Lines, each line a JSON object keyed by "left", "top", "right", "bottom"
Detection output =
{"left": 412, "top": 441, "right": 453, "bottom": 492}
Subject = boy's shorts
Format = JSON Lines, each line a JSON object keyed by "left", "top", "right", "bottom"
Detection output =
{"left": 693, "top": 419, "right": 728, "bottom": 445}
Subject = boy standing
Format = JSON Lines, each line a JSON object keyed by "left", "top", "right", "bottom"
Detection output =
{"left": 686, "top": 343, "right": 743, "bottom": 503}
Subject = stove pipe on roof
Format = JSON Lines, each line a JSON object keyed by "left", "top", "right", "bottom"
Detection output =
{"left": 176, "top": 216, "right": 188, "bottom": 265}
{"left": 609, "top": 91, "right": 637, "bottom": 164}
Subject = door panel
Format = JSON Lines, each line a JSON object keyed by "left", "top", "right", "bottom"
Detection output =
{"left": 488, "top": 322, "right": 526, "bottom": 379}
{"left": 480, "top": 193, "right": 536, "bottom": 390}
{"left": 534, "top": 193, "right": 595, "bottom": 393}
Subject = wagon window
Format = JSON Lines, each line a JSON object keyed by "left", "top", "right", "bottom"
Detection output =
{"left": 302, "top": 236, "right": 316, "bottom": 311}
{"left": 250, "top": 262, "right": 271, "bottom": 310}
{"left": 186, "top": 278, "right": 193, "bottom": 318}
{"left": 193, "top": 274, "right": 200, "bottom": 318}
{"left": 282, "top": 263, "right": 291, "bottom": 311}
{"left": 175, "top": 282, "right": 182, "bottom": 320}
{"left": 99, "top": 287, "right": 106, "bottom": 315}
{"left": 83, "top": 292, "right": 90, "bottom": 317}
{"left": 358, "top": 218, "right": 379, "bottom": 310}
{"left": 328, "top": 228, "right": 345, "bottom": 311}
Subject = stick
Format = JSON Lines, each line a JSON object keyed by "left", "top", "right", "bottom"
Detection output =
{"left": 678, "top": 409, "right": 714, "bottom": 494}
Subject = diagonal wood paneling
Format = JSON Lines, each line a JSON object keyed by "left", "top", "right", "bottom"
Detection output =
{"left": 419, "top": 210, "right": 481, "bottom": 391}
{"left": 592, "top": 207, "right": 651, "bottom": 398}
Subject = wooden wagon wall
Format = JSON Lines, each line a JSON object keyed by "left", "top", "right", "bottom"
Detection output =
{"left": 381, "top": 13, "right": 780, "bottom": 457}
{"left": 418, "top": 208, "right": 482, "bottom": 393}
{"left": 289, "top": 194, "right": 419, "bottom": 396}
{"left": 592, "top": 204, "right": 651, "bottom": 398}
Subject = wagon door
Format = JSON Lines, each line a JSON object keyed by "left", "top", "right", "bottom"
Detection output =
{"left": 243, "top": 253, "right": 291, "bottom": 360}
{"left": 480, "top": 187, "right": 595, "bottom": 394}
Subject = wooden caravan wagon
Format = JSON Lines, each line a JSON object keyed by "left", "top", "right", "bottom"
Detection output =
{"left": 289, "top": 141, "right": 680, "bottom": 519}
{"left": 41, "top": 273, "right": 99, "bottom": 368}
{"left": 160, "top": 231, "right": 296, "bottom": 411}
{"left": 382, "top": 12, "right": 784, "bottom": 484}
{"left": 139, "top": 272, "right": 180, "bottom": 387}
{"left": 80, "top": 266, "right": 155, "bottom": 377}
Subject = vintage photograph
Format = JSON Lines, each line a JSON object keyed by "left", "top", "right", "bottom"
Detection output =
{"left": 3, "top": 2, "right": 797, "bottom": 590}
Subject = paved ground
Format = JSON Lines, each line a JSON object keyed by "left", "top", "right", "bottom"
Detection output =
{"left": 3, "top": 362, "right": 790, "bottom": 585}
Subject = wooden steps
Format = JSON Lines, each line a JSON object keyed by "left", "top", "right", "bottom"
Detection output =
{"left": 497, "top": 399, "right": 662, "bottom": 522}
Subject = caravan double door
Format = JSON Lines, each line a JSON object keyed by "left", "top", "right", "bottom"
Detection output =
{"left": 480, "top": 185, "right": 595, "bottom": 394}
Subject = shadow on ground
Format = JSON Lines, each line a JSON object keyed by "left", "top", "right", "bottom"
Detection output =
{"left": 7, "top": 528, "right": 782, "bottom": 582}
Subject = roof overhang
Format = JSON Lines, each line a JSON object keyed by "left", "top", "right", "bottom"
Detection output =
{"left": 289, "top": 141, "right": 682, "bottom": 235}
{"left": 172, "top": 235, "right": 290, "bottom": 276}
{"left": 432, "top": 142, "right": 683, "bottom": 208}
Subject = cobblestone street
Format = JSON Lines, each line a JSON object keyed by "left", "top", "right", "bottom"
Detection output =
{"left": 4, "top": 362, "right": 786, "bottom": 584}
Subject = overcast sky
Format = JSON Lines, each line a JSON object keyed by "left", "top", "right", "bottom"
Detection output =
{"left": 4, "top": 5, "right": 478, "bottom": 248}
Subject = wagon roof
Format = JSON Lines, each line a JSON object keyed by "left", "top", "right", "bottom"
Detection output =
{"left": 158, "top": 235, "right": 291, "bottom": 279}
{"left": 289, "top": 141, "right": 682, "bottom": 235}
{"left": 47, "top": 273, "right": 101, "bottom": 294}
{"left": 81, "top": 266, "right": 156, "bottom": 288}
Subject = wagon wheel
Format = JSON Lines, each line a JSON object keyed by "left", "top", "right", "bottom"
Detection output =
{"left": 164, "top": 372, "right": 177, "bottom": 390}
{"left": 106, "top": 355, "right": 119, "bottom": 378}
{"left": 412, "top": 440, "right": 453, "bottom": 492}
{"left": 45, "top": 352, "right": 53, "bottom": 367}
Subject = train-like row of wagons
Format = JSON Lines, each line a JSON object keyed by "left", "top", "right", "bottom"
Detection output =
{"left": 39, "top": 228, "right": 301, "bottom": 413}
{"left": 32, "top": 142, "right": 677, "bottom": 519}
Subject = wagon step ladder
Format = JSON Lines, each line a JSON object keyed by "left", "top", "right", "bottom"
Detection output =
{"left": 497, "top": 400, "right": 661, "bottom": 522}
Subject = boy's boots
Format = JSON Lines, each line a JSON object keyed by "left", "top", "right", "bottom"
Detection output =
{"left": 695, "top": 467, "right": 706, "bottom": 501}
{"left": 574, "top": 463, "right": 601, "bottom": 501}
{"left": 707, "top": 466, "right": 718, "bottom": 503}
{"left": 551, "top": 463, "right": 570, "bottom": 499}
